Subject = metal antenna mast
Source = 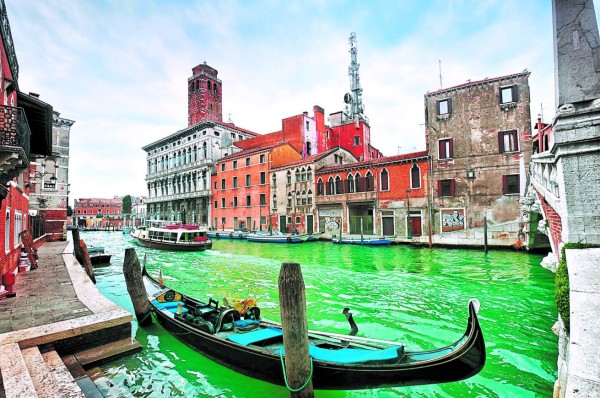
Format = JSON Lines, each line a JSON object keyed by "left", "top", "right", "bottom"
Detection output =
{"left": 438, "top": 60, "right": 443, "bottom": 89}
{"left": 342, "top": 32, "right": 368, "bottom": 124}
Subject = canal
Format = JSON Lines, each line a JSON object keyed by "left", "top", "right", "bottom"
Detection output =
{"left": 80, "top": 231, "right": 557, "bottom": 397}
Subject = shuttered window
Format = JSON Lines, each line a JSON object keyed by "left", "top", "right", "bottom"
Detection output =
{"left": 438, "top": 179, "right": 455, "bottom": 197}
{"left": 439, "top": 138, "right": 453, "bottom": 159}
{"left": 498, "top": 130, "right": 518, "bottom": 153}
{"left": 502, "top": 174, "right": 520, "bottom": 195}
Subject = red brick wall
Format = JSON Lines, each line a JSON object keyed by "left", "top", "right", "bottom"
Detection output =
{"left": 187, "top": 64, "right": 222, "bottom": 125}
{"left": 0, "top": 181, "right": 31, "bottom": 283}
{"left": 538, "top": 193, "right": 562, "bottom": 255}
{"left": 44, "top": 209, "right": 67, "bottom": 241}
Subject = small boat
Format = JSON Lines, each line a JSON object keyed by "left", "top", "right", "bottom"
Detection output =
{"left": 246, "top": 230, "right": 310, "bottom": 243}
{"left": 122, "top": 226, "right": 131, "bottom": 234}
{"left": 306, "top": 232, "right": 323, "bottom": 242}
{"left": 207, "top": 228, "right": 250, "bottom": 240}
{"left": 131, "top": 220, "right": 212, "bottom": 251}
{"left": 88, "top": 246, "right": 112, "bottom": 265}
{"left": 142, "top": 266, "right": 486, "bottom": 390}
{"left": 332, "top": 235, "right": 394, "bottom": 246}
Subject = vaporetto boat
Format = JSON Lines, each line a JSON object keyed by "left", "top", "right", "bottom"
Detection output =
{"left": 131, "top": 220, "right": 212, "bottom": 251}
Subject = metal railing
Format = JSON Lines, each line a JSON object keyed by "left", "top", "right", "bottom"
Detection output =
{"left": 0, "top": 0, "right": 18, "bottom": 81}
{"left": 0, "top": 105, "right": 31, "bottom": 160}
{"left": 145, "top": 189, "right": 211, "bottom": 203}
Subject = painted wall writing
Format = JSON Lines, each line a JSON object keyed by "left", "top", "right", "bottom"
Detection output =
{"left": 441, "top": 208, "right": 466, "bottom": 233}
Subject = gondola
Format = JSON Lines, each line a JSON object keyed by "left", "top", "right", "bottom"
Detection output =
{"left": 142, "top": 266, "right": 486, "bottom": 390}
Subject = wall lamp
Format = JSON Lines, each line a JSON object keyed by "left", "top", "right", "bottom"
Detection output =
{"left": 30, "top": 171, "right": 57, "bottom": 184}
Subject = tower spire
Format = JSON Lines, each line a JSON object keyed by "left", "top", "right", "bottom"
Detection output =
{"left": 342, "top": 32, "right": 368, "bottom": 125}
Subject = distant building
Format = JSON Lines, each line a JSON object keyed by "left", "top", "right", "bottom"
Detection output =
{"left": 143, "top": 63, "right": 257, "bottom": 224}
{"left": 131, "top": 196, "right": 147, "bottom": 227}
{"left": 28, "top": 111, "right": 74, "bottom": 241}
{"left": 424, "top": 71, "right": 532, "bottom": 241}
{"left": 74, "top": 198, "right": 123, "bottom": 229}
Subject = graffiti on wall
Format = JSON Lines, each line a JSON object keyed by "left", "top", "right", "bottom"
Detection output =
{"left": 324, "top": 217, "right": 340, "bottom": 231}
{"left": 441, "top": 208, "right": 466, "bottom": 233}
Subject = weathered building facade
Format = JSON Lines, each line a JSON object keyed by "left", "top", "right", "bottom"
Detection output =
{"left": 28, "top": 111, "right": 73, "bottom": 240}
{"left": 315, "top": 151, "right": 430, "bottom": 238}
{"left": 269, "top": 147, "right": 357, "bottom": 234}
{"left": 74, "top": 198, "right": 123, "bottom": 228}
{"left": 424, "top": 72, "right": 532, "bottom": 240}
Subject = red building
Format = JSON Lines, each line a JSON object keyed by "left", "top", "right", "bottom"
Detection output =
{"left": 0, "top": 2, "right": 54, "bottom": 297}
{"left": 211, "top": 143, "right": 301, "bottom": 230}
{"left": 74, "top": 198, "right": 123, "bottom": 229}
{"left": 188, "top": 62, "right": 222, "bottom": 126}
{"left": 315, "top": 151, "right": 430, "bottom": 238}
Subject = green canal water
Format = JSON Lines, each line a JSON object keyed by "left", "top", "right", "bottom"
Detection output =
{"left": 80, "top": 231, "right": 557, "bottom": 397}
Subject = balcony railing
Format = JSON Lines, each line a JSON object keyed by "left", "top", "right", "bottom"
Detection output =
{"left": 146, "top": 158, "right": 215, "bottom": 179}
{"left": 0, "top": 0, "right": 19, "bottom": 82}
{"left": 530, "top": 152, "right": 560, "bottom": 199}
{"left": 0, "top": 105, "right": 31, "bottom": 161}
{"left": 145, "top": 189, "right": 211, "bottom": 203}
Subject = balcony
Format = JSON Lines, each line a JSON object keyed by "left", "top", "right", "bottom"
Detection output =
{"left": 145, "top": 189, "right": 211, "bottom": 204}
{"left": 146, "top": 158, "right": 215, "bottom": 180}
{"left": 315, "top": 190, "right": 377, "bottom": 205}
{"left": 0, "top": 105, "right": 31, "bottom": 179}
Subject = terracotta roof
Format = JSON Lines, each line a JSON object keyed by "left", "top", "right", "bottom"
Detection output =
{"left": 270, "top": 147, "right": 342, "bottom": 171}
{"left": 425, "top": 71, "right": 530, "bottom": 96}
{"left": 316, "top": 150, "right": 429, "bottom": 174}
{"left": 213, "top": 121, "right": 258, "bottom": 136}
{"left": 217, "top": 142, "right": 290, "bottom": 162}
{"left": 234, "top": 131, "right": 283, "bottom": 150}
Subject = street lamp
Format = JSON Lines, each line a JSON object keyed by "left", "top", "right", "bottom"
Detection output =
{"left": 29, "top": 171, "right": 57, "bottom": 186}
{"left": 406, "top": 189, "right": 412, "bottom": 239}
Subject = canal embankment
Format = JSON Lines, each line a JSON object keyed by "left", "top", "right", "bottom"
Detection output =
{"left": 0, "top": 239, "right": 140, "bottom": 397}
{"left": 554, "top": 248, "right": 600, "bottom": 398}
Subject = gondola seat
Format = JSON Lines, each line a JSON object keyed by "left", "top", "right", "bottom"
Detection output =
{"left": 152, "top": 300, "right": 189, "bottom": 314}
{"left": 276, "top": 344, "right": 404, "bottom": 364}
{"left": 227, "top": 327, "right": 283, "bottom": 346}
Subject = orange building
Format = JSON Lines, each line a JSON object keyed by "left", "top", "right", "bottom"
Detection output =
{"left": 315, "top": 151, "right": 430, "bottom": 238}
{"left": 211, "top": 143, "right": 301, "bottom": 230}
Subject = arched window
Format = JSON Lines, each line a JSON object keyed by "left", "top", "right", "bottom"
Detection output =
{"left": 295, "top": 168, "right": 301, "bottom": 182}
{"left": 208, "top": 81, "right": 212, "bottom": 90}
{"left": 355, "top": 173, "right": 362, "bottom": 192}
{"left": 272, "top": 173, "right": 277, "bottom": 186}
{"left": 287, "top": 192, "right": 292, "bottom": 208}
{"left": 380, "top": 168, "right": 389, "bottom": 191}
{"left": 307, "top": 190, "right": 313, "bottom": 205}
{"left": 335, "top": 176, "right": 342, "bottom": 194}
{"left": 317, "top": 178, "right": 324, "bottom": 196}
{"left": 301, "top": 190, "right": 307, "bottom": 205}
{"left": 147, "top": 160, "right": 151, "bottom": 174}
{"left": 296, "top": 191, "right": 301, "bottom": 205}
{"left": 411, "top": 164, "right": 421, "bottom": 189}
{"left": 307, "top": 167, "right": 312, "bottom": 180}
{"left": 286, "top": 170, "right": 292, "bottom": 184}
{"left": 202, "top": 142, "right": 207, "bottom": 158}
{"left": 196, "top": 80, "right": 199, "bottom": 91}
{"left": 300, "top": 168, "right": 306, "bottom": 181}
{"left": 347, "top": 174, "right": 355, "bottom": 193}
{"left": 366, "top": 171, "right": 374, "bottom": 191}
{"left": 327, "top": 177, "right": 335, "bottom": 195}
{"left": 272, "top": 194, "right": 277, "bottom": 209}
{"left": 193, "top": 146, "right": 198, "bottom": 162}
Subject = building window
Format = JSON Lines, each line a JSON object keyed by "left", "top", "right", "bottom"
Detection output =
{"left": 295, "top": 169, "right": 300, "bottom": 182}
{"left": 296, "top": 216, "right": 301, "bottom": 224}
{"left": 438, "top": 179, "right": 455, "bottom": 197}
{"left": 245, "top": 174, "right": 251, "bottom": 186}
{"left": 233, "top": 176, "right": 238, "bottom": 188}
{"left": 214, "top": 201, "right": 218, "bottom": 208}
{"left": 335, "top": 176, "right": 342, "bottom": 194}
{"left": 317, "top": 179, "right": 324, "bottom": 196}
{"left": 503, "top": 174, "right": 520, "bottom": 195}
{"left": 221, "top": 217, "right": 226, "bottom": 227}
{"left": 347, "top": 174, "right": 355, "bottom": 193}
{"left": 380, "top": 168, "right": 389, "bottom": 191}
{"left": 307, "top": 167, "right": 312, "bottom": 180}
{"left": 438, "top": 138, "right": 453, "bottom": 159}
{"left": 499, "top": 130, "right": 519, "bottom": 153}
{"left": 286, "top": 171, "right": 292, "bottom": 184}
{"left": 272, "top": 195, "right": 277, "bottom": 209}
{"left": 500, "top": 85, "right": 518, "bottom": 104}
{"left": 245, "top": 157, "right": 250, "bottom": 166}
{"left": 221, "top": 198, "right": 226, "bottom": 208}
{"left": 214, "top": 181, "right": 217, "bottom": 189}
{"left": 260, "top": 154, "right": 265, "bottom": 164}
{"left": 233, "top": 160, "right": 238, "bottom": 169}
{"left": 306, "top": 141, "right": 312, "bottom": 156}
{"left": 233, "top": 197, "right": 238, "bottom": 207}
{"left": 437, "top": 98, "right": 452, "bottom": 116}
{"left": 354, "top": 136, "right": 360, "bottom": 146}
{"left": 327, "top": 177, "right": 334, "bottom": 195}
{"left": 5, "top": 210, "right": 10, "bottom": 252}
{"left": 221, "top": 179, "right": 225, "bottom": 189}
{"left": 307, "top": 190, "right": 313, "bottom": 205}
{"left": 296, "top": 192, "right": 301, "bottom": 205}
{"left": 246, "top": 195, "right": 251, "bottom": 206}
{"left": 306, "top": 121, "right": 310, "bottom": 130}
{"left": 287, "top": 193, "right": 292, "bottom": 208}
{"left": 221, "top": 163, "right": 225, "bottom": 171}
{"left": 272, "top": 174, "right": 276, "bottom": 186}
{"left": 260, "top": 194, "right": 266, "bottom": 206}
{"left": 411, "top": 164, "right": 421, "bottom": 189}
{"left": 365, "top": 171, "right": 374, "bottom": 191}
{"left": 260, "top": 172, "right": 266, "bottom": 184}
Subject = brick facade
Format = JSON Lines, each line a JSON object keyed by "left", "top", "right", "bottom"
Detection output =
{"left": 0, "top": 182, "right": 31, "bottom": 284}
{"left": 188, "top": 63, "right": 222, "bottom": 126}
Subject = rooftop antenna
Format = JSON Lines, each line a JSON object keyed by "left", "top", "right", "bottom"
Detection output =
{"left": 342, "top": 32, "right": 368, "bottom": 124}
{"left": 540, "top": 103, "right": 544, "bottom": 121}
{"left": 438, "top": 60, "right": 443, "bottom": 89}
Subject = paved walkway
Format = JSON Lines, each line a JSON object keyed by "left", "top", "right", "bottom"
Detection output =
{"left": 0, "top": 241, "right": 93, "bottom": 333}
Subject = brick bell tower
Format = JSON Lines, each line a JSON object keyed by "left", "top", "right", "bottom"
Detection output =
{"left": 188, "top": 62, "right": 223, "bottom": 126}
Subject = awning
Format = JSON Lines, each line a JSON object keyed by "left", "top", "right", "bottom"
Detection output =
{"left": 17, "top": 91, "right": 53, "bottom": 156}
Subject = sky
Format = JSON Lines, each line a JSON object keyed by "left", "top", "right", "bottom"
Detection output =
{"left": 5, "top": 0, "right": 599, "bottom": 204}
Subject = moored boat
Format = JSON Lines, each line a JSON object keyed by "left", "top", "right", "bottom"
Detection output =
{"left": 207, "top": 228, "right": 250, "bottom": 240}
{"left": 131, "top": 220, "right": 212, "bottom": 251}
{"left": 306, "top": 232, "right": 323, "bottom": 242}
{"left": 332, "top": 235, "right": 394, "bottom": 246}
{"left": 246, "top": 230, "right": 310, "bottom": 243}
{"left": 142, "top": 266, "right": 486, "bottom": 390}
{"left": 88, "top": 246, "right": 112, "bottom": 265}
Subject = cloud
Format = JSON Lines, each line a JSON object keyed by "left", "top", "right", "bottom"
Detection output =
{"left": 5, "top": 0, "right": 595, "bottom": 204}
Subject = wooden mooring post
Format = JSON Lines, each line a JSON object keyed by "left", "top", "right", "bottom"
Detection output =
{"left": 123, "top": 248, "right": 152, "bottom": 326}
{"left": 72, "top": 229, "right": 96, "bottom": 284}
{"left": 483, "top": 216, "right": 488, "bottom": 253}
{"left": 278, "top": 262, "right": 314, "bottom": 398}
